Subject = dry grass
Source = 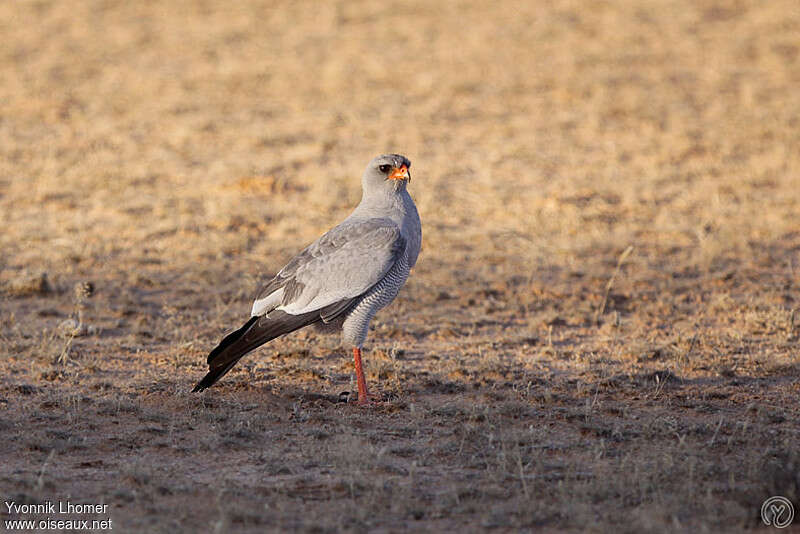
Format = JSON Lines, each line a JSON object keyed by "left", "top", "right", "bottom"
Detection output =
{"left": 2, "top": 0, "right": 799, "bottom": 532}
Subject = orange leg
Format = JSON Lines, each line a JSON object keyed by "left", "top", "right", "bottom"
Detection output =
{"left": 353, "top": 347, "right": 370, "bottom": 405}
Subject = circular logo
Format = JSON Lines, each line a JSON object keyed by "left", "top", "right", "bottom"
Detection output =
{"left": 762, "top": 496, "right": 795, "bottom": 529}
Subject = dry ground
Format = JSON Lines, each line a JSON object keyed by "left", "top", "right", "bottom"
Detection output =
{"left": 1, "top": 0, "right": 799, "bottom": 532}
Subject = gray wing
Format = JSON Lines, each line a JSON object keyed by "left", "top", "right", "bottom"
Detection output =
{"left": 251, "top": 218, "right": 406, "bottom": 319}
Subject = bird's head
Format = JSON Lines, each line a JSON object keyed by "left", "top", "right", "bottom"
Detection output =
{"left": 362, "top": 154, "right": 412, "bottom": 194}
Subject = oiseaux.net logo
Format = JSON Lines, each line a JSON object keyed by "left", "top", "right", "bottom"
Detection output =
{"left": 3, "top": 500, "right": 113, "bottom": 531}
{"left": 762, "top": 496, "right": 795, "bottom": 529}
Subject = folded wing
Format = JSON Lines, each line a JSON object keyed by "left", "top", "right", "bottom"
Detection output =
{"left": 253, "top": 218, "right": 406, "bottom": 318}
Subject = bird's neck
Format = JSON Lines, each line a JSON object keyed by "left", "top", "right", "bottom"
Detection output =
{"left": 356, "top": 188, "right": 411, "bottom": 217}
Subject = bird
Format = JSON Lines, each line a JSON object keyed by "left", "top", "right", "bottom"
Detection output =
{"left": 193, "top": 154, "right": 421, "bottom": 405}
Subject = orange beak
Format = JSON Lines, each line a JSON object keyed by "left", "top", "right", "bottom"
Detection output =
{"left": 388, "top": 164, "right": 410, "bottom": 181}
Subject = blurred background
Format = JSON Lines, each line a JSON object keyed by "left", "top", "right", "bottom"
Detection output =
{"left": 2, "top": 0, "right": 797, "bottom": 281}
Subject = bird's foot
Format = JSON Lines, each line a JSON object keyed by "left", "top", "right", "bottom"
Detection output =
{"left": 338, "top": 390, "right": 385, "bottom": 406}
{"left": 356, "top": 391, "right": 383, "bottom": 406}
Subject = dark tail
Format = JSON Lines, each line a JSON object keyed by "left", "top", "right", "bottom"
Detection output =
{"left": 192, "top": 311, "right": 320, "bottom": 392}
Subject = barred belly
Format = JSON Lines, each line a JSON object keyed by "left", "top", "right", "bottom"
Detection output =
{"left": 341, "top": 254, "right": 410, "bottom": 347}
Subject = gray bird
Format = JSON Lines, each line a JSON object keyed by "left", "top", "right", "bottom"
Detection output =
{"left": 193, "top": 154, "right": 421, "bottom": 404}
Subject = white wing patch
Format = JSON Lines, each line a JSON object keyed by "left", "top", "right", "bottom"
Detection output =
{"left": 251, "top": 287, "right": 284, "bottom": 317}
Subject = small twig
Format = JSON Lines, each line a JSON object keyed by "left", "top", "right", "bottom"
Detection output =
{"left": 56, "top": 332, "right": 76, "bottom": 365}
{"left": 36, "top": 450, "right": 56, "bottom": 491}
{"left": 652, "top": 373, "right": 666, "bottom": 399}
{"left": 686, "top": 334, "right": 698, "bottom": 355}
{"left": 682, "top": 333, "right": 698, "bottom": 371}
{"left": 708, "top": 417, "right": 724, "bottom": 447}
{"left": 516, "top": 444, "right": 529, "bottom": 499}
{"left": 595, "top": 245, "right": 634, "bottom": 326}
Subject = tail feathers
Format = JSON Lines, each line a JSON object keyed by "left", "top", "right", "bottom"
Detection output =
{"left": 206, "top": 316, "right": 259, "bottom": 365}
{"left": 192, "top": 310, "right": 320, "bottom": 392}
{"left": 191, "top": 360, "right": 238, "bottom": 393}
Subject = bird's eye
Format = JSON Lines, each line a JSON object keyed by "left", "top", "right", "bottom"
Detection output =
{"left": 379, "top": 164, "right": 392, "bottom": 173}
